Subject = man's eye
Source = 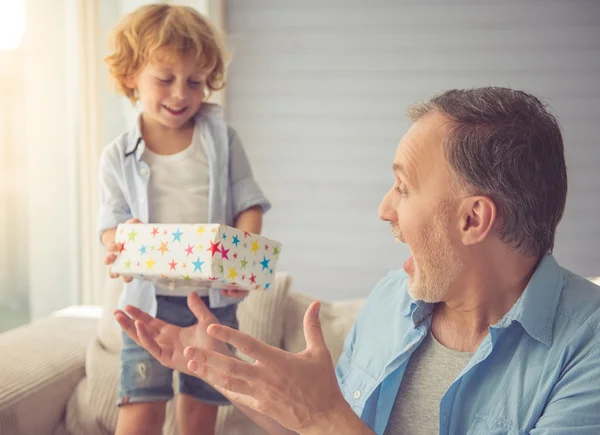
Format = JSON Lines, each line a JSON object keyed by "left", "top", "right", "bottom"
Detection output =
{"left": 395, "top": 185, "right": 408, "bottom": 195}
{"left": 188, "top": 80, "right": 203, "bottom": 86}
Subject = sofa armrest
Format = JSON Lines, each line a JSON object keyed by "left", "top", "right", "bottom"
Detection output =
{"left": 0, "top": 314, "right": 97, "bottom": 435}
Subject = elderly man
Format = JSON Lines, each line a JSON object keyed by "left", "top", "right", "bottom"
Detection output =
{"left": 116, "top": 87, "right": 600, "bottom": 435}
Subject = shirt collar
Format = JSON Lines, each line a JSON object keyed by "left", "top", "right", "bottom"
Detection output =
{"left": 403, "top": 254, "right": 563, "bottom": 346}
{"left": 124, "top": 103, "right": 224, "bottom": 160}
{"left": 124, "top": 114, "right": 145, "bottom": 160}
{"left": 493, "top": 254, "right": 563, "bottom": 347}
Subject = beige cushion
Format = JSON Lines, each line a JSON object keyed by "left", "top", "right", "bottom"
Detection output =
{"left": 65, "top": 274, "right": 292, "bottom": 435}
{"left": 283, "top": 293, "right": 364, "bottom": 363}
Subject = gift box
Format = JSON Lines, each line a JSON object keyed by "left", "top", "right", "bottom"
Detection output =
{"left": 111, "top": 224, "right": 281, "bottom": 292}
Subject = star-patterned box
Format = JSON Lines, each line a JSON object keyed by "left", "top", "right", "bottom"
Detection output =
{"left": 111, "top": 224, "right": 282, "bottom": 292}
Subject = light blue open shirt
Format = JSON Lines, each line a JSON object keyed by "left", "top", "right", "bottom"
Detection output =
{"left": 97, "top": 103, "right": 270, "bottom": 315}
{"left": 336, "top": 255, "right": 600, "bottom": 434}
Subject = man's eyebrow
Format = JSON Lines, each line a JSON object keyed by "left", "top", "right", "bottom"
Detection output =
{"left": 393, "top": 163, "right": 417, "bottom": 187}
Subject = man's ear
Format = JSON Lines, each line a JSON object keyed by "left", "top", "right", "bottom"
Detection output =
{"left": 458, "top": 196, "right": 497, "bottom": 246}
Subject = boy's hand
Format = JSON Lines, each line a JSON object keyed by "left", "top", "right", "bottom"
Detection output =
{"left": 220, "top": 288, "right": 249, "bottom": 298}
{"left": 104, "top": 218, "right": 142, "bottom": 283}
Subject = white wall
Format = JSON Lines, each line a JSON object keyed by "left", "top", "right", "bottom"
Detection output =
{"left": 225, "top": 0, "right": 600, "bottom": 300}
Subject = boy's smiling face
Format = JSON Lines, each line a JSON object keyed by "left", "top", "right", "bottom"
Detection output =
{"left": 126, "top": 51, "right": 208, "bottom": 130}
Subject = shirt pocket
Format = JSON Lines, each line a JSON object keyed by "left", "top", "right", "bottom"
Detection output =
{"left": 467, "top": 414, "right": 527, "bottom": 435}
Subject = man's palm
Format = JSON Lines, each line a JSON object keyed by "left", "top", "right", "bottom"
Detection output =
{"left": 114, "top": 292, "right": 227, "bottom": 374}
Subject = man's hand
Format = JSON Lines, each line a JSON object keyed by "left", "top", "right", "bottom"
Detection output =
{"left": 183, "top": 301, "right": 356, "bottom": 434}
{"left": 103, "top": 217, "right": 142, "bottom": 283}
{"left": 114, "top": 292, "right": 230, "bottom": 375}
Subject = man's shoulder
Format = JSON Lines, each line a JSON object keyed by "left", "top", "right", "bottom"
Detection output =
{"left": 556, "top": 269, "right": 600, "bottom": 334}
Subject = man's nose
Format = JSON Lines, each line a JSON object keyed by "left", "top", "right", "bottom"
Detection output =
{"left": 378, "top": 188, "right": 397, "bottom": 222}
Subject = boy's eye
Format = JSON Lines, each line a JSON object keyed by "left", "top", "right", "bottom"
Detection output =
{"left": 157, "top": 78, "right": 173, "bottom": 84}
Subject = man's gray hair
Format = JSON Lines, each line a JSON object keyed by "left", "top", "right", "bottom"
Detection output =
{"left": 408, "top": 87, "right": 567, "bottom": 258}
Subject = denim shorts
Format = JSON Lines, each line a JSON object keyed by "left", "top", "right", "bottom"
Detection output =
{"left": 118, "top": 295, "right": 239, "bottom": 406}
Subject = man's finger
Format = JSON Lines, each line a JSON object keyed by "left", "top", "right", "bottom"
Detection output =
{"left": 303, "top": 301, "right": 327, "bottom": 351}
{"left": 187, "top": 358, "right": 255, "bottom": 397}
{"left": 124, "top": 305, "right": 158, "bottom": 325}
{"left": 126, "top": 218, "right": 142, "bottom": 224}
{"left": 135, "top": 321, "right": 164, "bottom": 360}
{"left": 187, "top": 292, "right": 215, "bottom": 322}
{"left": 207, "top": 325, "right": 281, "bottom": 362}
{"left": 114, "top": 310, "right": 142, "bottom": 346}
{"left": 184, "top": 347, "right": 259, "bottom": 380}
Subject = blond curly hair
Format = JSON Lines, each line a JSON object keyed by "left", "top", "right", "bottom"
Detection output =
{"left": 105, "top": 4, "right": 229, "bottom": 105}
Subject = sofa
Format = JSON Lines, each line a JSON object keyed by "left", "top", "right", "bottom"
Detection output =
{"left": 0, "top": 274, "right": 364, "bottom": 435}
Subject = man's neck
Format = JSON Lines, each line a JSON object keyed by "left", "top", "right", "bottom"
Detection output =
{"left": 430, "top": 251, "right": 540, "bottom": 352}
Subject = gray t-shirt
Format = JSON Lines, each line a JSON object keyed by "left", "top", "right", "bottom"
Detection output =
{"left": 384, "top": 332, "right": 474, "bottom": 434}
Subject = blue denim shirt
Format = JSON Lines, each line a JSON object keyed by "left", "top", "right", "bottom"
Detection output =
{"left": 336, "top": 255, "right": 600, "bottom": 434}
{"left": 97, "top": 103, "right": 270, "bottom": 315}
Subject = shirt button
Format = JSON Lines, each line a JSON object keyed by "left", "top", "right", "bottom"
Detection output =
{"left": 403, "top": 344, "right": 412, "bottom": 351}
{"left": 353, "top": 390, "right": 361, "bottom": 399}
{"left": 140, "top": 167, "right": 148, "bottom": 176}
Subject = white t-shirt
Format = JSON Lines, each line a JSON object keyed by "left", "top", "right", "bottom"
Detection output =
{"left": 142, "top": 134, "right": 210, "bottom": 296}
{"left": 143, "top": 135, "right": 209, "bottom": 225}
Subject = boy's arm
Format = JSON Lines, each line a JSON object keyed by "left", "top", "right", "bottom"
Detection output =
{"left": 97, "top": 148, "right": 132, "bottom": 242}
{"left": 228, "top": 126, "right": 271, "bottom": 220}
{"left": 234, "top": 205, "right": 263, "bottom": 234}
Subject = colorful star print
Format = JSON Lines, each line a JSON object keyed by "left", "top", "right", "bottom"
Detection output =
{"left": 260, "top": 256, "right": 270, "bottom": 271}
{"left": 227, "top": 267, "right": 238, "bottom": 280}
{"left": 192, "top": 257, "right": 205, "bottom": 272}
{"left": 172, "top": 229, "right": 183, "bottom": 242}
{"left": 207, "top": 240, "right": 221, "bottom": 257}
{"left": 113, "top": 224, "right": 281, "bottom": 292}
